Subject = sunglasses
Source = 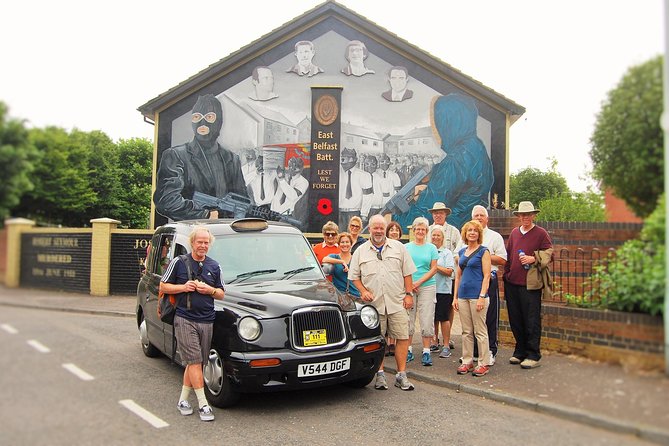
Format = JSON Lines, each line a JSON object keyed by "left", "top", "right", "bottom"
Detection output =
{"left": 349, "top": 224, "right": 361, "bottom": 229}
{"left": 376, "top": 251, "right": 382, "bottom": 261}
{"left": 324, "top": 232, "right": 337, "bottom": 237}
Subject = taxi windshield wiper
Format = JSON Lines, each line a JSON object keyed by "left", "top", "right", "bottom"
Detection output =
{"left": 281, "top": 266, "right": 315, "bottom": 280}
{"left": 228, "top": 269, "right": 277, "bottom": 284}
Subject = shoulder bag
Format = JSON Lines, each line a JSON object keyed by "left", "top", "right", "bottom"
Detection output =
{"left": 158, "top": 254, "right": 193, "bottom": 325}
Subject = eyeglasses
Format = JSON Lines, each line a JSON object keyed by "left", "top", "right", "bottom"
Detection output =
{"left": 349, "top": 224, "right": 361, "bottom": 229}
{"left": 191, "top": 112, "right": 217, "bottom": 123}
{"left": 376, "top": 251, "right": 382, "bottom": 260}
{"left": 324, "top": 232, "right": 337, "bottom": 237}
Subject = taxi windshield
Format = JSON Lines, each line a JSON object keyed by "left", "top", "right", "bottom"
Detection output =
{"left": 208, "top": 233, "right": 323, "bottom": 284}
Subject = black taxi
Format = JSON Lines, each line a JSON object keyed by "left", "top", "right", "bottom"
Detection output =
{"left": 136, "top": 218, "right": 384, "bottom": 407}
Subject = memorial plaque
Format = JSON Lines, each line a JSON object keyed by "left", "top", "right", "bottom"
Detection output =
{"left": 20, "top": 233, "right": 92, "bottom": 292}
{"left": 308, "top": 87, "right": 343, "bottom": 233}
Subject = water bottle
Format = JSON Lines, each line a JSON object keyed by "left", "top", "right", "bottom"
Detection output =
{"left": 518, "top": 250, "right": 530, "bottom": 270}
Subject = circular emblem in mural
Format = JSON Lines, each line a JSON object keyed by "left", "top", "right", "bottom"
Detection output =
{"left": 317, "top": 198, "right": 333, "bottom": 216}
{"left": 315, "top": 95, "right": 339, "bottom": 126}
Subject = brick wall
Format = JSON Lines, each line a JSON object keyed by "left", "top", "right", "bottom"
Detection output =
{"left": 499, "top": 303, "right": 664, "bottom": 371}
{"left": 489, "top": 210, "right": 663, "bottom": 371}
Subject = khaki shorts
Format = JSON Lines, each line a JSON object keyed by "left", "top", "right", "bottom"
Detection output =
{"left": 381, "top": 310, "right": 409, "bottom": 340}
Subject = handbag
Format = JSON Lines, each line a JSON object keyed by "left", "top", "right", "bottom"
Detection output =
{"left": 158, "top": 254, "right": 193, "bottom": 325}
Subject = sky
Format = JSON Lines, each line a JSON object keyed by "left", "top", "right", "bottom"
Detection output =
{"left": 0, "top": 0, "right": 664, "bottom": 192}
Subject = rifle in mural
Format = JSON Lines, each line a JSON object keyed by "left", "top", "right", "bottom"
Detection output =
{"left": 379, "top": 167, "right": 429, "bottom": 215}
{"left": 192, "top": 191, "right": 302, "bottom": 228}
{"left": 362, "top": 167, "right": 429, "bottom": 232}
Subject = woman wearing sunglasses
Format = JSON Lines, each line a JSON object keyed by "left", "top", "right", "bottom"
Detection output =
{"left": 312, "top": 221, "right": 340, "bottom": 263}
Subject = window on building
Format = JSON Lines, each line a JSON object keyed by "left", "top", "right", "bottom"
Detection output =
{"left": 362, "top": 139, "right": 368, "bottom": 145}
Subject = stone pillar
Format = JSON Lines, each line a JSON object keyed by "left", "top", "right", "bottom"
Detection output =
{"left": 90, "top": 218, "right": 120, "bottom": 296}
{"left": 4, "top": 218, "right": 36, "bottom": 287}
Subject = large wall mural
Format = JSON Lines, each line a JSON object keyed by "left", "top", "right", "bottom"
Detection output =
{"left": 154, "top": 29, "right": 499, "bottom": 232}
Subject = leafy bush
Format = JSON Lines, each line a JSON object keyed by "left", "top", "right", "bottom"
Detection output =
{"left": 587, "top": 194, "right": 665, "bottom": 316}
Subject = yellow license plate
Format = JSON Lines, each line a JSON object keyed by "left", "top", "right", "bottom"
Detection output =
{"left": 303, "top": 329, "right": 327, "bottom": 346}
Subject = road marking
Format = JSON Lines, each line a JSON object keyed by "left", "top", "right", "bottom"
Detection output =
{"left": 1, "top": 324, "right": 18, "bottom": 334}
{"left": 27, "top": 339, "right": 50, "bottom": 353}
{"left": 62, "top": 363, "right": 95, "bottom": 381}
{"left": 119, "top": 399, "right": 169, "bottom": 429}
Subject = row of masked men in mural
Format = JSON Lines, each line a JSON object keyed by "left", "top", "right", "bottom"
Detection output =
{"left": 237, "top": 147, "right": 444, "bottom": 228}
{"left": 153, "top": 93, "right": 493, "bottom": 232}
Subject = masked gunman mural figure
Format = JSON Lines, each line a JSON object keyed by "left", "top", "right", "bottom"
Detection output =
{"left": 395, "top": 94, "right": 494, "bottom": 230}
{"left": 154, "top": 94, "right": 248, "bottom": 220}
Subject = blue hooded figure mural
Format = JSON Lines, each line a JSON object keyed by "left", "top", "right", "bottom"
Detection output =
{"left": 394, "top": 93, "right": 494, "bottom": 231}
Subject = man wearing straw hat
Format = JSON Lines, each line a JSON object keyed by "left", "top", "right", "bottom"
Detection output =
{"left": 503, "top": 201, "right": 553, "bottom": 369}
{"left": 428, "top": 202, "right": 460, "bottom": 253}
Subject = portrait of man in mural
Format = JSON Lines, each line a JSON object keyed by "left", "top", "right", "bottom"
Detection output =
{"left": 341, "top": 40, "right": 375, "bottom": 77}
{"left": 382, "top": 66, "right": 413, "bottom": 102}
{"left": 271, "top": 156, "right": 309, "bottom": 221}
{"left": 249, "top": 66, "right": 279, "bottom": 101}
{"left": 286, "top": 40, "right": 324, "bottom": 77}
{"left": 153, "top": 94, "right": 248, "bottom": 221}
{"left": 339, "top": 148, "right": 373, "bottom": 229}
{"left": 247, "top": 155, "right": 278, "bottom": 209}
{"left": 394, "top": 93, "right": 494, "bottom": 230}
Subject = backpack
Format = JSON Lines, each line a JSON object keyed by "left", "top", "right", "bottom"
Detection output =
{"left": 158, "top": 254, "right": 193, "bottom": 325}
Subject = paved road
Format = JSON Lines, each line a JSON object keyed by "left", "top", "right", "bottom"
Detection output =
{"left": 0, "top": 306, "right": 655, "bottom": 446}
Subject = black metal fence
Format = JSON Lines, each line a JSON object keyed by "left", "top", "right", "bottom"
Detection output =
{"left": 550, "top": 247, "right": 616, "bottom": 305}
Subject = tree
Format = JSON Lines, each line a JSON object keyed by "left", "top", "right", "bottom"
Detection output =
{"left": 15, "top": 127, "right": 97, "bottom": 226}
{"left": 0, "top": 102, "right": 39, "bottom": 222}
{"left": 590, "top": 55, "right": 663, "bottom": 218}
{"left": 509, "top": 161, "right": 569, "bottom": 207}
{"left": 76, "top": 129, "right": 119, "bottom": 223}
{"left": 538, "top": 189, "right": 606, "bottom": 222}
{"left": 114, "top": 138, "right": 152, "bottom": 228}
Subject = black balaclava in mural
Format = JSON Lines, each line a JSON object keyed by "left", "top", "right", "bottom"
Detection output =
{"left": 191, "top": 94, "right": 223, "bottom": 147}
{"left": 340, "top": 148, "right": 357, "bottom": 171}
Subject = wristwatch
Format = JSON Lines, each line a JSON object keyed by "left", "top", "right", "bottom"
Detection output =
{"left": 479, "top": 294, "right": 487, "bottom": 298}
{"left": 405, "top": 292, "right": 413, "bottom": 297}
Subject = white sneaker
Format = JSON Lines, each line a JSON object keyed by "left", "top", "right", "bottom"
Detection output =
{"left": 198, "top": 405, "right": 215, "bottom": 421}
{"left": 374, "top": 372, "right": 388, "bottom": 390}
{"left": 177, "top": 400, "right": 193, "bottom": 416}
{"left": 488, "top": 352, "right": 496, "bottom": 366}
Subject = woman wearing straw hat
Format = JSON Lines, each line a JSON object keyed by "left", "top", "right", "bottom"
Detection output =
{"left": 503, "top": 201, "right": 553, "bottom": 369}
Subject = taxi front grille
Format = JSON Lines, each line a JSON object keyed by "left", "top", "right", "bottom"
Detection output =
{"left": 291, "top": 306, "right": 346, "bottom": 350}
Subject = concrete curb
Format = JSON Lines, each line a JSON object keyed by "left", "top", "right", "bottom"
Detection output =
{"left": 384, "top": 365, "right": 669, "bottom": 445}
{"left": 0, "top": 301, "right": 135, "bottom": 319}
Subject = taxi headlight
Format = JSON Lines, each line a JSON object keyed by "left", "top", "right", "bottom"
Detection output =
{"left": 238, "top": 317, "right": 262, "bottom": 341}
{"left": 360, "top": 305, "right": 379, "bottom": 329}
